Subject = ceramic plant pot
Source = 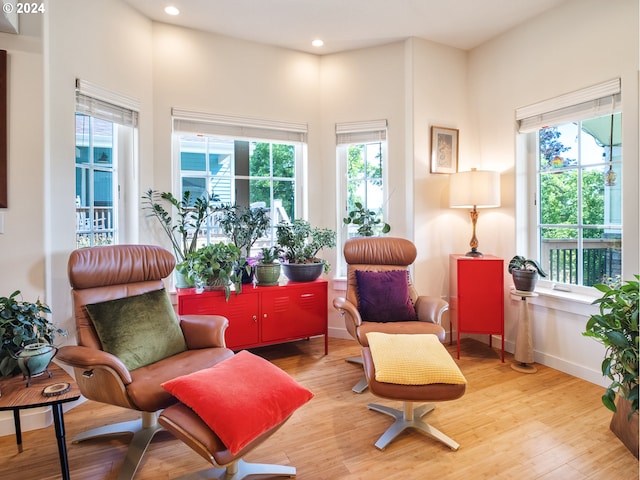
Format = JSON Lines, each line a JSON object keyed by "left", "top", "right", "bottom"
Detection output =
{"left": 281, "top": 262, "right": 323, "bottom": 282}
{"left": 255, "top": 263, "right": 281, "bottom": 286}
{"left": 512, "top": 269, "right": 538, "bottom": 292}
{"left": 17, "top": 343, "right": 57, "bottom": 384}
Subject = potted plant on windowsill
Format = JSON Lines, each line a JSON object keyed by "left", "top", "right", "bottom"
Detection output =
{"left": 507, "top": 255, "right": 548, "bottom": 292}
{"left": 276, "top": 219, "right": 336, "bottom": 282}
{"left": 254, "top": 246, "right": 283, "bottom": 286}
{"left": 216, "top": 204, "right": 271, "bottom": 284}
{"left": 0, "top": 290, "right": 68, "bottom": 380}
{"left": 583, "top": 275, "right": 639, "bottom": 458}
{"left": 142, "top": 189, "right": 221, "bottom": 287}
{"left": 176, "top": 242, "right": 248, "bottom": 301}
{"left": 343, "top": 201, "right": 390, "bottom": 237}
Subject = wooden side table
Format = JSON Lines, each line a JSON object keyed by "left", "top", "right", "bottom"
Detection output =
{"left": 511, "top": 290, "right": 538, "bottom": 373}
{"left": 0, "top": 362, "right": 81, "bottom": 480}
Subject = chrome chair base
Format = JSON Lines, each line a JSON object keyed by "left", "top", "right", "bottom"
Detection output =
{"left": 367, "top": 402, "right": 459, "bottom": 451}
{"left": 346, "top": 356, "right": 369, "bottom": 393}
{"left": 73, "top": 411, "right": 164, "bottom": 480}
{"left": 172, "top": 459, "right": 296, "bottom": 480}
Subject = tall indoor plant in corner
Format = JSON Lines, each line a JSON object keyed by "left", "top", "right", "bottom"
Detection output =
{"left": 142, "top": 189, "right": 221, "bottom": 286}
{"left": 583, "top": 275, "right": 639, "bottom": 458}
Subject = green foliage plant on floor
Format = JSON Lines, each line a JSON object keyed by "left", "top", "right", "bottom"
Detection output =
{"left": 583, "top": 275, "right": 639, "bottom": 417}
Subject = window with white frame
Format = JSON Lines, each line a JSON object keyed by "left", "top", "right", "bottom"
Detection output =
{"left": 336, "top": 120, "right": 388, "bottom": 277}
{"left": 516, "top": 79, "right": 622, "bottom": 290}
{"left": 172, "top": 109, "right": 307, "bottom": 255}
{"left": 75, "top": 80, "right": 139, "bottom": 248}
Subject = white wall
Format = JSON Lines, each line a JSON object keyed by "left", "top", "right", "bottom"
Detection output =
{"left": 44, "top": 0, "right": 154, "bottom": 349}
{"left": 465, "top": 0, "right": 639, "bottom": 385}
{"left": 319, "top": 42, "right": 409, "bottom": 335}
{"left": 0, "top": 14, "right": 44, "bottom": 303}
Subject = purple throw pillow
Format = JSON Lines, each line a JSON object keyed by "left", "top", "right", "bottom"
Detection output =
{"left": 355, "top": 270, "right": 418, "bottom": 322}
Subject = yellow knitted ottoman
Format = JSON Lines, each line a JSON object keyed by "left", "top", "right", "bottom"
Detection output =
{"left": 362, "top": 332, "right": 467, "bottom": 450}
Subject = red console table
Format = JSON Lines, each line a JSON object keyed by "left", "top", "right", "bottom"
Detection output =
{"left": 177, "top": 279, "right": 328, "bottom": 354}
{"left": 449, "top": 254, "right": 504, "bottom": 361}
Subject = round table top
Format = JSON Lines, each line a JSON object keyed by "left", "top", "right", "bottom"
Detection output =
{"left": 511, "top": 289, "right": 539, "bottom": 298}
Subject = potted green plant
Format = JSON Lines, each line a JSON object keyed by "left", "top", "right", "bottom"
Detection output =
{"left": 276, "top": 219, "right": 336, "bottom": 282}
{"left": 216, "top": 204, "right": 271, "bottom": 284}
{"left": 0, "top": 290, "right": 68, "bottom": 379}
{"left": 583, "top": 275, "right": 638, "bottom": 457}
{"left": 142, "top": 189, "right": 221, "bottom": 286}
{"left": 254, "top": 246, "right": 283, "bottom": 286}
{"left": 216, "top": 204, "right": 270, "bottom": 258}
{"left": 343, "top": 201, "right": 390, "bottom": 237}
{"left": 508, "top": 255, "right": 548, "bottom": 292}
{"left": 177, "top": 242, "right": 248, "bottom": 301}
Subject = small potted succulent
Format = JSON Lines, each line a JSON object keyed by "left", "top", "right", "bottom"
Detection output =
{"left": 254, "top": 246, "right": 283, "bottom": 286}
{"left": 177, "top": 242, "right": 248, "bottom": 301}
{"left": 0, "top": 290, "right": 68, "bottom": 379}
{"left": 508, "top": 255, "right": 547, "bottom": 292}
{"left": 276, "top": 219, "right": 336, "bottom": 282}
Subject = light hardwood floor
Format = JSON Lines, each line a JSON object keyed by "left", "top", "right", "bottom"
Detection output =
{"left": 0, "top": 337, "right": 637, "bottom": 480}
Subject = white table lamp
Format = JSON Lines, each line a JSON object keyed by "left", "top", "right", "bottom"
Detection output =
{"left": 449, "top": 168, "right": 500, "bottom": 257}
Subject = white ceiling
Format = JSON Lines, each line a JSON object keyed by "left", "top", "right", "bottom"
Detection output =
{"left": 122, "top": 0, "right": 568, "bottom": 54}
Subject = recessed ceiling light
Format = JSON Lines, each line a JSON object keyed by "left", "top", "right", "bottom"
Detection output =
{"left": 312, "top": 39, "right": 324, "bottom": 48}
{"left": 165, "top": 6, "right": 180, "bottom": 16}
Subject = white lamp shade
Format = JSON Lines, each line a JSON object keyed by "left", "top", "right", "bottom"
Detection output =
{"left": 449, "top": 170, "right": 501, "bottom": 208}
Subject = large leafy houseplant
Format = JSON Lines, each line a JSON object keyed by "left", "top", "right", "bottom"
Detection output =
{"left": 342, "top": 201, "right": 390, "bottom": 237}
{"left": 142, "top": 189, "right": 221, "bottom": 264}
{"left": 0, "top": 290, "right": 68, "bottom": 377}
{"left": 177, "top": 242, "right": 248, "bottom": 301}
{"left": 216, "top": 204, "right": 270, "bottom": 257}
{"left": 583, "top": 275, "right": 639, "bottom": 416}
{"left": 276, "top": 219, "right": 336, "bottom": 274}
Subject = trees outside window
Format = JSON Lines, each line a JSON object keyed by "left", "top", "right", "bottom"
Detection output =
{"left": 537, "top": 112, "right": 622, "bottom": 287}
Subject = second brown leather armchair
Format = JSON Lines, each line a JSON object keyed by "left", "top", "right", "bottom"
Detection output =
{"left": 333, "top": 237, "right": 448, "bottom": 393}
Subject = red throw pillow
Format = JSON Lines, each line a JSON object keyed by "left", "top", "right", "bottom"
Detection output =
{"left": 355, "top": 269, "right": 418, "bottom": 322}
{"left": 161, "top": 350, "right": 313, "bottom": 455}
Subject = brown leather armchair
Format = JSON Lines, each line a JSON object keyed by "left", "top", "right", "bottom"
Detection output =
{"left": 333, "top": 237, "right": 448, "bottom": 392}
{"left": 56, "top": 244, "right": 234, "bottom": 480}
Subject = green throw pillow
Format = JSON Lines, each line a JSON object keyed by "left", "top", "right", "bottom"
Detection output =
{"left": 85, "top": 289, "right": 187, "bottom": 371}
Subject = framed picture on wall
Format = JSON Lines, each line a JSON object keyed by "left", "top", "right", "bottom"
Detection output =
{"left": 430, "top": 126, "right": 458, "bottom": 174}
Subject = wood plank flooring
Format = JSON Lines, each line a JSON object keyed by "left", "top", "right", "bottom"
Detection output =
{"left": 0, "top": 337, "right": 637, "bottom": 479}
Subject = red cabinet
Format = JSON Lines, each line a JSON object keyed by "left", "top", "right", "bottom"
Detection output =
{"left": 449, "top": 254, "right": 504, "bottom": 361}
{"left": 177, "top": 280, "right": 328, "bottom": 354}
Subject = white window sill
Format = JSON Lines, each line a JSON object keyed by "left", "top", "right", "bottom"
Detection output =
{"left": 332, "top": 276, "right": 347, "bottom": 292}
{"left": 517, "top": 285, "right": 599, "bottom": 317}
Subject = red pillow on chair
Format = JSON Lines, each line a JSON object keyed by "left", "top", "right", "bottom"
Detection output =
{"left": 161, "top": 350, "right": 313, "bottom": 455}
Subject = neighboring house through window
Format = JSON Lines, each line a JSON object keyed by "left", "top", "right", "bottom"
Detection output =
{"left": 516, "top": 78, "right": 622, "bottom": 292}
{"left": 336, "top": 119, "right": 388, "bottom": 277}
{"left": 172, "top": 109, "right": 307, "bottom": 255}
{"left": 75, "top": 80, "right": 139, "bottom": 248}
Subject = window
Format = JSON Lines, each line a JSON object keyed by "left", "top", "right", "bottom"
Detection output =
{"left": 75, "top": 80, "right": 139, "bottom": 248}
{"left": 336, "top": 120, "right": 388, "bottom": 277}
{"left": 537, "top": 114, "right": 622, "bottom": 287}
{"left": 172, "top": 109, "right": 307, "bottom": 255}
{"left": 517, "top": 79, "right": 622, "bottom": 290}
